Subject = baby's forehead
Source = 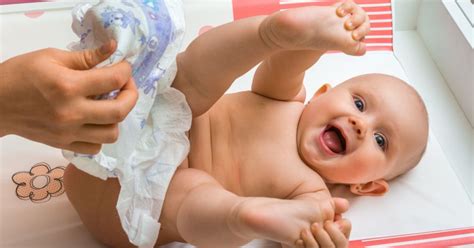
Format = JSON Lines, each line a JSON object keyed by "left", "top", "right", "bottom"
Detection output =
{"left": 341, "top": 74, "right": 408, "bottom": 91}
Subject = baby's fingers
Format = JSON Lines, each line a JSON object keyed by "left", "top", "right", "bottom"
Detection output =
{"left": 325, "top": 221, "right": 350, "bottom": 248}
{"left": 311, "top": 223, "right": 334, "bottom": 248}
{"left": 335, "top": 218, "right": 352, "bottom": 239}
{"left": 301, "top": 228, "right": 319, "bottom": 248}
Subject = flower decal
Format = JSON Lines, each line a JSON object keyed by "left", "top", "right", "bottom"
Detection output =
{"left": 12, "top": 162, "right": 65, "bottom": 203}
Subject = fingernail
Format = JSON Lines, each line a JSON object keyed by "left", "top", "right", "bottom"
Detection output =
{"left": 347, "top": 21, "right": 353, "bottom": 28}
{"left": 311, "top": 223, "right": 318, "bottom": 230}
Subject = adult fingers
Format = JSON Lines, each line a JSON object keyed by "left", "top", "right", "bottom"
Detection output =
{"left": 65, "top": 142, "right": 102, "bottom": 155}
{"left": 75, "top": 124, "right": 119, "bottom": 144}
{"left": 65, "top": 40, "right": 117, "bottom": 70}
{"left": 83, "top": 78, "right": 138, "bottom": 124}
{"left": 73, "top": 61, "right": 133, "bottom": 96}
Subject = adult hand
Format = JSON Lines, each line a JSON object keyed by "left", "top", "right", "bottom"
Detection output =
{"left": 0, "top": 40, "right": 138, "bottom": 154}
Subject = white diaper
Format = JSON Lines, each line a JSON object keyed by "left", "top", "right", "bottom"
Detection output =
{"left": 63, "top": 1, "right": 190, "bottom": 247}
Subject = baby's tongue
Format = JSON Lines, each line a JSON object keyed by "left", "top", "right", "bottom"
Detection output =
{"left": 323, "top": 130, "right": 343, "bottom": 153}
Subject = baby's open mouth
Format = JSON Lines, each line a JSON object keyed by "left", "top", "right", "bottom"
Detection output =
{"left": 322, "top": 125, "right": 346, "bottom": 154}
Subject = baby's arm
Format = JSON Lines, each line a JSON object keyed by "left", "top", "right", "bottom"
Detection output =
{"left": 163, "top": 168, "right": 338, "bottom": 247}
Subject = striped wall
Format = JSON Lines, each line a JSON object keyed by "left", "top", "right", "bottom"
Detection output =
{"left": 232, "top": 0, "right": 393, "bottom": 51}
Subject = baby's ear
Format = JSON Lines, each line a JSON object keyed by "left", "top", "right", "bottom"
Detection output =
{"left": 350, "top": 179, "right": 389, "bottom": 196}
{"left": 311, "top": 83, "right": 332, "bottom": 100}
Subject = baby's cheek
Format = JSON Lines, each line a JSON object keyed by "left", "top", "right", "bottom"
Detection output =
{"left": 345, "top": 151, "right": 384, "bottom": 181}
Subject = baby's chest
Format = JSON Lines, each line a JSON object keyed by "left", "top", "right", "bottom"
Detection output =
{"left": 235, "top": 138, "right": 327, "bottom": 199}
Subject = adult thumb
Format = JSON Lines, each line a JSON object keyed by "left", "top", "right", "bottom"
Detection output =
{"left": 68, "top": 40, "right": 117, "bottom": 70}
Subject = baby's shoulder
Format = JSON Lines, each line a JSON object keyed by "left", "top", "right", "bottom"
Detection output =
{"left": 287, "top": 167, "right": 329, "bottom": 199}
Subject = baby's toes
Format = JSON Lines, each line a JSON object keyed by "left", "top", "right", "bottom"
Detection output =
{"left": 344, "top": 7, "right": 367, "bottom": 30}
{"left": 336, "top": 0, "right": 356, "bottom": 18}
{"left": 352, "top": 19, "right": 370, "bottom": 41}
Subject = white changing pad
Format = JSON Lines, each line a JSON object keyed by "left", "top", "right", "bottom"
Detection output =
{"left": 0, "top": 0, "right": 472, "bottom": 247}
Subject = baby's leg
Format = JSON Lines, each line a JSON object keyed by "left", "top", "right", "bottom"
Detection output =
{"left": 162, "top": 168, "right": 335, "bottom": 247}
{"left": 65, "top": 164, "right": 334, "bottom": 247}
{"left": 63, "top": 164, "right": 134, "bottom": 247}
{"left": 161, "top": 167, "right": 251, "bottom": 247}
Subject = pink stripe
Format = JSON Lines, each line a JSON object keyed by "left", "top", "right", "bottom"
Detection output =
{"left": 366, "top": 46, "right": 393, "bottom": 51}
{"left": 232, "top": 0, "right": 393, "bottom": 22}
{"left": 353, "top": 0, "right": 391, "bottom": 3}
{"left": 349, "top": 240, "right": 366, "bottom": 247}
{"left": 362, "top": 6, "right": 391, "bottom": 12}
{"left": 364, "top": 37, "right": 392, "bottom": 43}
{"left": 280, "top": 2, "right": 334, "bottom": 8}
{"left": 368, "top": 14, "right": 392, "bottom": 20}
{"left": 393, "top": 236, "right": 474, "bottom": 248}
{"left": 368, "top": 30, "right": 392, "bottom": 36}
{"left": 359, "top": 228, "right": 474, "bottom": 246}
{"left": 370, "top": 22, "right": 392, "bottom": 28}
{"left": 325, "top": 45, "right": 392, "bottom": 53}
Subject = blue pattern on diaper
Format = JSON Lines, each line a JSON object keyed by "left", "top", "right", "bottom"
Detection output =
{"left": 131, "top": 0, "right": 173, "bottom": 96}
{"left": 101, "top": 7, "right": 141, "bottom": 34}
{"left": 97, "top": 0, "right": 174, "bottom": 97}
{"left": 88, "top": 0, "right": 173, "bottom": 97}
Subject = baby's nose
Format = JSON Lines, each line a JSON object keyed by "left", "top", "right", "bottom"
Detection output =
{"left": 348, "top": 116, "right": 367, "bottom": 139}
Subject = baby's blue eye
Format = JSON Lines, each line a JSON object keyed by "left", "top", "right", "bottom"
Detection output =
{"left": 374, "top": 133, "right": 386, "bottom": 150}
{"left": 353, "top": 97, "right": 364, "bottom": 112}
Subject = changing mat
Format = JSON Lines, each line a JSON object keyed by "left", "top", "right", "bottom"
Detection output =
{"left": 0, "top": 0, "right": 472, "bottom": 247}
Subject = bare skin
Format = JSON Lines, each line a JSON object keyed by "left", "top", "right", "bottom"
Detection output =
{"left": 0, "top": 40, "right": 138, "bottom": 154}
{"left": 64, "top": 1, "right": 426, "bottom": 248}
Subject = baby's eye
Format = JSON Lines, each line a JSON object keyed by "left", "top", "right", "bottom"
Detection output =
{"left": 353, "top": 96, "right": 364, "bottom": 112}
{"left": 374, "top": 133, "right": 387, "bottom": 151}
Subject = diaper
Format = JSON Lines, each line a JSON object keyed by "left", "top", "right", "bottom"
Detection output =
{"left": 63, "top": 1, "right": 191, "bottom": 247}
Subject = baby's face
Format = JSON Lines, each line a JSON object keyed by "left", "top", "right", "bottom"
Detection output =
{"left": 297, "top": 74, "right": 428, "bottom": 186}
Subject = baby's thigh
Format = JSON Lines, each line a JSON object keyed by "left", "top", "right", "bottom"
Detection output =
{"left": 159, "top": 167, "right": 223, "bottom": 240}
{"left": 63, "top": 164, "right": 133, "bottom": 247}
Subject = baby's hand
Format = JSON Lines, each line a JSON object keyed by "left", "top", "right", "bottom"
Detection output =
{"left": 260, "top": 0, "right": 370, "bottom": 55}
{"left": 296, "top": 218, "right": 352, "bottom": 248}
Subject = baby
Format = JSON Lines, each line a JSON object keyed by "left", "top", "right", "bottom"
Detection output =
{"left": 64, "top": 1, "right": 429, "bottom": 248}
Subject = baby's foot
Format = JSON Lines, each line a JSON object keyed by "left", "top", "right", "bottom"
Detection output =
{"left": 228, "top": 197, "right": 334, "bottom": 246}
{"left": 260, "top": 0, "right": 370, "bottom": 55}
